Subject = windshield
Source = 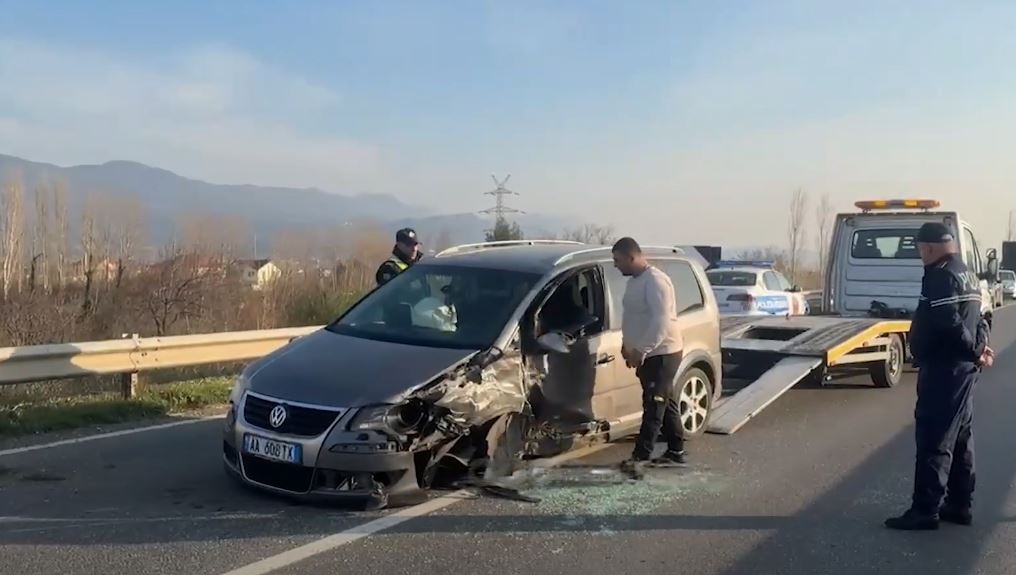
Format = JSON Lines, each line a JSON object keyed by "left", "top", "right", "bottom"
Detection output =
{"left": 851, "top": 229, "right": 920, "bottom": 259}
{"left": 1000, "top": 270, "right": 1016, "bottom": 282}
{"left": 707, "top": 270, "right": 757, "bottom": 286}
{"left": 327, "top": 264, "right": 541, "bottom": 349}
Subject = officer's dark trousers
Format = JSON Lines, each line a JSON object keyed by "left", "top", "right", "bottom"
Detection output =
{"left": 633, "top": 352, "right": 684, "bottom": 460}
{"left": 912, "top": 360, "right": 978, "bottom": 515}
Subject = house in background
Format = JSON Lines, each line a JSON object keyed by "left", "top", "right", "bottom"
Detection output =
{"left": 68, "top": 257, "right": 120, "bottom": 283}
{"left": 233, "top": 259, "right": 282, "bottom": 289}
{"left": 145, "top": 254, "right": 227, "bottom": 278}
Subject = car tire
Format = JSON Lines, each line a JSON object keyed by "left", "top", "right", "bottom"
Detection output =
{"left": 870, "top": 333, "right": 904, "bottom": 388}
{"left": 676, "top": 367, "right": 713, "bottom": 440}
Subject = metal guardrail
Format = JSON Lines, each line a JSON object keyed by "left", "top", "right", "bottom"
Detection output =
{"left": 0, "top": 287, "right": 829, "bottom": 396}
{"left": 0, "top": 326, "right": 323, "bottom": 397}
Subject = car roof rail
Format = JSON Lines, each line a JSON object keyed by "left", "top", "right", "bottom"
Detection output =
{"left": 554, "top": 245, "right": 684, "bottom": 265}
{"left": 435, "top": 239, "right": 584, "bottom": 257}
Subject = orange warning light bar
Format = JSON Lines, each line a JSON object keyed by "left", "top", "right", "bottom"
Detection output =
{"left": 854, "top": 199, "right": 940, "bottom": 212}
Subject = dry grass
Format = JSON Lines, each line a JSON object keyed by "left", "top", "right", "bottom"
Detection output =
{"left": 0, "top": 376, "right": 234, "bottom": 438}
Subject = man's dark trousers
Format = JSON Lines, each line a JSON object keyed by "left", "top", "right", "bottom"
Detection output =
{"left": 633, "top": 352, "right": 684, "bottom": 460}
{"left": 912, "top": 359, "right": 978, "bottom": 515}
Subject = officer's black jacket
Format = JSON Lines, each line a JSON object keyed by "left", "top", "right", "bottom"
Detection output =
{"left": 908, "top": 253, "right": 989, "bottom": 364}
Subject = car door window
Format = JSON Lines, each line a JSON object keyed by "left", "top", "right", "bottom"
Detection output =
{"left": 762, "top": 271, "right": 782, "bottom": 291}
{"left": 962, "top": 227, "right": 982, "bottom": 275}
{"left": 535, "top": 266, "right": 606, "bottom": 337}
{"left": 655, "top": 260, "right": 705, "bottom": 315}
{"left": 601, "top": 264, "right": 628, "bottom": 329}
{"left": 959, "top": 227, "right": 983, "bottom": 276}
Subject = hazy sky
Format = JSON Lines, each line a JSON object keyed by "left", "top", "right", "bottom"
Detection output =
{"left": 2, "top": 1, "right": 1015, "bottom": 250}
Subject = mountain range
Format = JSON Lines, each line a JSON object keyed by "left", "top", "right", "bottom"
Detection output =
{"left": 0, "top": 153, "right": 574, "bottom": 256}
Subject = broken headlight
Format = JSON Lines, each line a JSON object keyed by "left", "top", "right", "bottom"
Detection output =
{"left": 226, "top": 373, "right": 250, "bottom": 428}
{"left": 348, "top": 401, "right": 426, "bottom": 434}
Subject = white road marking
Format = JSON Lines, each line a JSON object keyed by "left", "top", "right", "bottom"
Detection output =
{"left": 217, "top": 441, "right": 617, "bottom": 575}
{"left": 0, "top": 415, "right": 223, "bottom": 458}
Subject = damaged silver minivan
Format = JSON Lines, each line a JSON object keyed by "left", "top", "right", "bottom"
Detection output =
{"left": 222, "top": 241, "right": 722, "bottom": 508}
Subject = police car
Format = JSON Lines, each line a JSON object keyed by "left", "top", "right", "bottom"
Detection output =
{"left": 705, "top": 260, "right": 809, "bottom": 316}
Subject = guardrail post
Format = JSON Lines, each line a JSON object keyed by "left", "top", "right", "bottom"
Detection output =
{"left": 120, "top": 333, "right": 139, "bottom": 399}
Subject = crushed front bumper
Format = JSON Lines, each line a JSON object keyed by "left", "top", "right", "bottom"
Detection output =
{"left": 222, "top": 397, "right": 426, "bottom": 507}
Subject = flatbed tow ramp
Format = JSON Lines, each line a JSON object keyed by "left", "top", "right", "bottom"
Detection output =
{"left": 706, "top": 315, "right": 911, "bottom": 434}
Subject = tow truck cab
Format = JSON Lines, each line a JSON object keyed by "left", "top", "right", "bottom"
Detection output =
{"left": 822, "top": 199, "right": 1000, "bottom": 321}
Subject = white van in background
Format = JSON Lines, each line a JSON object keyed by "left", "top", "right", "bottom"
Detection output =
{"left": 822, "top": 199, "right": 999, "bottom": 324}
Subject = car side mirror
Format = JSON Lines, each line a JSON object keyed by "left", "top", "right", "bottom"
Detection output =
{"left": 788, "top": 285, "right": 801, "bottom": 293}
{"left": 986, "top": 256, "right": 999, "bottom": 278}
{"left": 536, "top": 331, "right": 574, "bottom": 354}
{"left": 977, "top": 252, "right": 1000, "bottom": 282}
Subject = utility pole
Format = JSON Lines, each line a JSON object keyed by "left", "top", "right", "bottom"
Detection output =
{"left": 479, "top": 174, "right": 524, "bottom": 220}
{"left": 479, "top": 174, "right": 524, "bottom": 240}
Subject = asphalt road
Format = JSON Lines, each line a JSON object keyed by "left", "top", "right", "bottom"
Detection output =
{"left": 3, "top": 308, "right": 1016, "bottom": 575}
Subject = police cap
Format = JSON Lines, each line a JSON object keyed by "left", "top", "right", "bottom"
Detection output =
{"left": 916, "top": 222, "right": 954, "bottom": 244}
{"left": 396, "top": 228, "right": 419, "bottom": 246}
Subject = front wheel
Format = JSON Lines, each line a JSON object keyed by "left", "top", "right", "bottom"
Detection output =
{"left": 870, "top": 333, "right": 904, "bottom": 388}
{"left": 676, "top": 367, "right": 713, "bottom": 439}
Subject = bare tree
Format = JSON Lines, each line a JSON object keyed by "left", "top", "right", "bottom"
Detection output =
{"left": 350, "top": 221, "right": 393, "bottom": 266}
{"left": 0, "top": 178, "right": 25, "bottom": 301}
{"left": 734, "top": 247, "right": 789, "bottom": 272}
{"left": 96, "top": 197, "right": 117, "bottom": 286}
{"left": 815, "top": 192, "right": 834, "bottom": 283}
{"left": 79, "top": 195, "right": 99, "bottom": 311}
{"left": 559, "top": 223, "right": 617, "bottom": 245}
{"left": 52, "top": 182, "right": 69, "bottom": 289}
{"left": 178, "top": 213, "right": 251, "bottom": 267}
{"left": 787, "top": 188, "right": 809, "bottom": 283}
{"left": 271, "top": 227, "right": 317, "bottom": 263}
{"left": 29, "top": 184, "right": 51, "bottom": 293}
{"left": 135, "top": 244, "right": 210, "bottom": 336}
{"left": 108, "top": 196, "right": 146, "bottom": 287}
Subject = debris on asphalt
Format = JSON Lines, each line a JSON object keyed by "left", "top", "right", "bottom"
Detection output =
{"left": 485, "top": 463, "right": 719, "bottom": 517}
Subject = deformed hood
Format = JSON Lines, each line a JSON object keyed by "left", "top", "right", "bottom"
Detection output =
{"left": 243, "top": 328, "right": 477, "bottom": 407}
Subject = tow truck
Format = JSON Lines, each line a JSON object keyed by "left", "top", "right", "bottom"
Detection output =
{"left": 707, "top": 199, "right": 1000, "bottom": 435}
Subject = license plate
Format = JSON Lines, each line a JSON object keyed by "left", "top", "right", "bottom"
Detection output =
{"left": 243, "top": 433, "right": 302, "bottom": 464}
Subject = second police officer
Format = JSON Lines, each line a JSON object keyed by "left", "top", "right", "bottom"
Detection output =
{"left": 885, "top": 222, "right": 995, "bottom": 531}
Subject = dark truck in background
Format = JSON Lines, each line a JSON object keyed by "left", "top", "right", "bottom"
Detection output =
{"left": 1003, "top": 241, "right": 1016, "bottom": 273}
{"left": 1002, "top": 241, "right": 1016, "bottom": 303}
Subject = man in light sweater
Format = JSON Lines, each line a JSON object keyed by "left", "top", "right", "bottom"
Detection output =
{"left": 612, "top": 237, "right": 688, "bottom": 469}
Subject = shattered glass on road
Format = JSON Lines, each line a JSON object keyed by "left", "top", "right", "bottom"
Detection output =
{"left": 484, "top": 462, "right": 724, "bottom": 517}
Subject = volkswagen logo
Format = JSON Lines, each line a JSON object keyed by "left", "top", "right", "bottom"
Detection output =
{"left": 269, "top": 404, "right": 288, "bottom": 428}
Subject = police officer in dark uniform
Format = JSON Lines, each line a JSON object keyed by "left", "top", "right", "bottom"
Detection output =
{"left": 376, "top": 227, "right": 423, "bottom": 286}
{"left": 885, "top": 222, "right": 995, "bottom": 530}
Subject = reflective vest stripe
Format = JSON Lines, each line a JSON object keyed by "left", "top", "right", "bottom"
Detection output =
{"left": 387, "top": 257, "right": 409, "bottom": 271}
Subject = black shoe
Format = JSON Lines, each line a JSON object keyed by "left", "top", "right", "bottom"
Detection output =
{"left": 651, "top": 450, "right": 688, "bottom": 465}
{"left": 939, "top": 505, "right": 973, "bottom": 526}
{"left": 884, "top": 508, "right": 939, "bottom": 531}
{"left": 620, "top": 458, "right": 646, "bottom": 480}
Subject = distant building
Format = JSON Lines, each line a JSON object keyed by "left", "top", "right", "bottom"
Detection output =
{"left": 68, "top": 257, "right": 120, "bottom": 283}
{"left": 233, "top": 259, "right": 282, "bottom": 289}
{"left": 146, "top": 253, "right": 226, "bottom": 278}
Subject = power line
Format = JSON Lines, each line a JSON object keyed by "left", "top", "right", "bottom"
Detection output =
{"left": 479, "top": 174, "right": 524, "bottom": 221}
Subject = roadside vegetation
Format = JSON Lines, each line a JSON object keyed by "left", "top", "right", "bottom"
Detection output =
{"left": 0, "top": 376, "right": 234, "bottom": 438}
